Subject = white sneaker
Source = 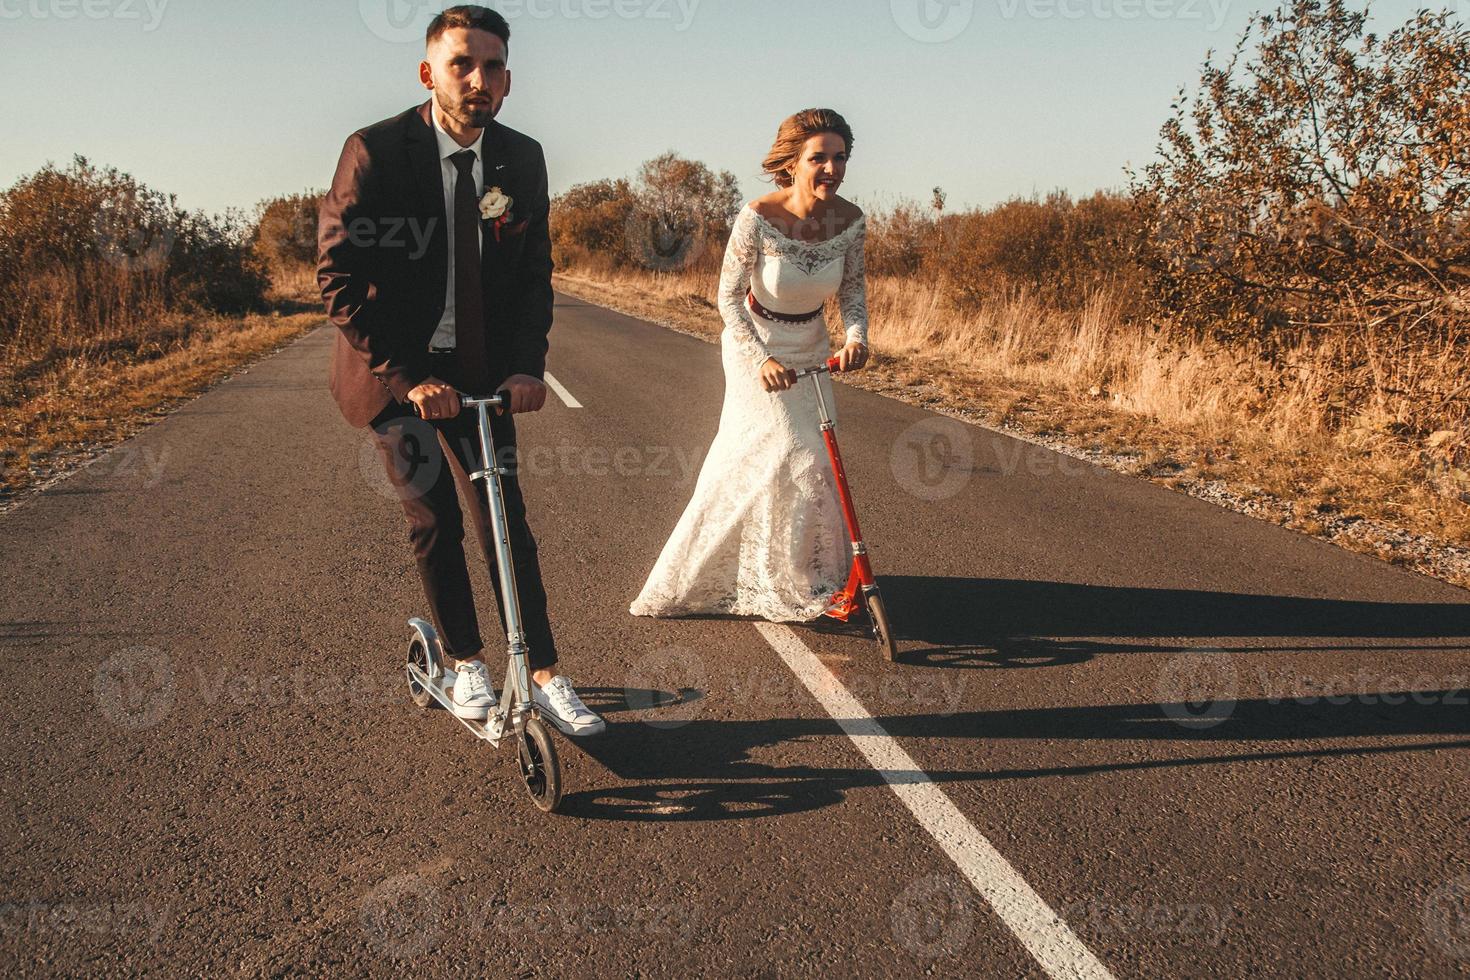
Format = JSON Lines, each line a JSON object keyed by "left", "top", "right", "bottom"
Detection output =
{"left": 449, "top": 660, "right": 496, "bottom": 721}
{"left": 533, "top": 676, "right": 606, "bottom": 736}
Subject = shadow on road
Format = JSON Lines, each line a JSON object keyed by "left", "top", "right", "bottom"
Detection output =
{"left": 876, "top": 575, "right": 1470, "bottom": 668}
{"left": 558, "top": 685, "right": 1470, "bottom": 822}
{"left": 553, "top": 577, "right": 1470, "bottom": 821}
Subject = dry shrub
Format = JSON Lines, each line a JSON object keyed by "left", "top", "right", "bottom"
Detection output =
{"left": 551, "top": 153, "right": 740, "bottom": 277}
{"left": 1129, "top": 0, "right": 1470, "bottom": 347}
{"left": 253, "top": 191, "right": 322, "bottom": 296}
{"left": 0, "top": 156, "right": 269, "bottom": 398}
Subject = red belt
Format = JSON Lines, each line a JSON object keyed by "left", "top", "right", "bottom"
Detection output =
{"left": 747, "top": 290, "right": 824, "bottom": 323}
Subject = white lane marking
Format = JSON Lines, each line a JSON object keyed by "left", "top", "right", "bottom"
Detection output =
{"left": 754, "top": 622, "right": 1115, "bottom": 980}
{"left": 543, "top": 372, "right": 583, "bottom": 409}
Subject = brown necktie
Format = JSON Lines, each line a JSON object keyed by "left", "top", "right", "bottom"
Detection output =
{"left": 450, "top": 149, "right": 490, "bottom": 393}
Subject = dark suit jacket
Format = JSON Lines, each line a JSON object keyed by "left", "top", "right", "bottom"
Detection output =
{"left": 318, "top": 101, "right": 554, "bottom": 428}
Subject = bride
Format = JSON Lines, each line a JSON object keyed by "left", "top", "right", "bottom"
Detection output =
{"left": 630, "top": 108, "right": 870, "bottom": 621}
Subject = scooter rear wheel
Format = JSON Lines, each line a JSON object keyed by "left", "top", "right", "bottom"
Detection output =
{"left": 519, "top": 716, "right": 562, "bottom": 813}
{"left": 864, "top": 588, "right": 899, "bottom": 662}
{"left": 406, "top": 639, "right": 436, "bottom": 710}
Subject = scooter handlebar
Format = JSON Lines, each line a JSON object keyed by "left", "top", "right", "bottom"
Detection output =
{"left": 796, "top": 356, "right": 846, "bottom": 379}
{"left": 409, "top": 390, "right": 507, "bottom": 419}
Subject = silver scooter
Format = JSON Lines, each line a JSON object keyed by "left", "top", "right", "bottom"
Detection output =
{"left": 403, "top": 390, "right": 561, "bottom": 813}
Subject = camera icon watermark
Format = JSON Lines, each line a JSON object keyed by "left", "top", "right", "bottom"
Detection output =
{"left": 889, "top": 416, "right": 975, "bottom": 502}
{"left": 358, "top": 420, "right": 449, "bottom": 503}
{"left": 1424, "top": 875, "right": 1470, "bottom": 959}
{"left": 1155, "top": 647, "right": 1237, "bottom": 729}
{"left": 358, "top": 0, "right": 442, "bottom": 43}
{"left": 93, "top": 646, "right": 175, "bottom": 731}
{"left": 890, "top": 873, "right": 976, "bottom": 958}
{"left": 624, "top": 207, "right": 707, "bottom": 272}
{"left": 891, "top": 0, "right": 975, "bottom": 43}
{"left": 93, "top": 204, "right": 175, "bottom": 273}
{"left": 361, "top": 873, "right": 444, "bottom": 960}
{"left": 624, "top": 646, "right": 709, "bottom": 730}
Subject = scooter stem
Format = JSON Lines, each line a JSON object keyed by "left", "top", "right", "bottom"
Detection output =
{"left": 805, "top": 361, "right": 877, "bottom": 598}
{"left": 464, "top": 395, "right": 534, "bottom": 712}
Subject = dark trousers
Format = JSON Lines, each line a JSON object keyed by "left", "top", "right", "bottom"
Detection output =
{"left": 369, "top": 371, "right": 558, "bottom": 671}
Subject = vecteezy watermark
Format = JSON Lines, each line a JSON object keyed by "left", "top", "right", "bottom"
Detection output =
{"left": 192, "top": 664, "right": 403, "bottom": 710}
{"left": 1255, "top": 669, "right": 1467, "bottom": 708}
{"left": 360, "top": 430, "right": 705, "bottom": 502}
{"left": 1424, "top": 875, "right": 1470, "bottom": 959}
{"left": 624, "top": 647, "right": 968, "bottom": 730}
{"left": 890, "top": 417, "right": 1098, "bottom": 501}
{"left": 360, "top": 872, "right": 699, "bottom": 960}
{"left": 1060, "top": 897, "right": 1235, "bottom": 947}
{"left": 890, "top": 874, "right": 976, "bottom": 958}
{"left": 995, "top": 0, "right": 1233, "bottom": 30}
{"left": 358, "top": 0, "right": 700, "bottom": 43}
{"left": 516, "top": 442, "right": 703, "bottom": 482}
{"left": 0, "top": 900, "right": 172, "bottom": 943}
{"left": 0, "top": 0, "right": 170, "bottom": 31}
{"left": 93, "top": 646, "right": 175, "bottom": 731}
{"left": 1155, "top": 648, "right": 1238, "bottom": 729}
{"left": 93, "top": 648, "right": 406, "bottom": 729}
{"left": 325, "top": 215, "right": 438, "bottom": 261}
{"left": 498, "top": 0, "right": 701, "bottom": 29}
{"left": 890, "top": 0, "right": 975, "bottom": 43}
{"left": 484, "top": 899, "right": 699, "bottom": 940}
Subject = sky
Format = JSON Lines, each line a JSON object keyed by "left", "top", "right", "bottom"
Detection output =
{"left": 0, "top": 0, "right": 1453, "bottom": 216}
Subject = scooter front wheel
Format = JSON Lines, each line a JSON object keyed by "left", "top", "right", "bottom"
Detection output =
{"left": 519, "top": 716, "right": 562, "bottom": 813}
{"left": 406, "top": 638, "right": 436, "bottom": 710}
{"left": 864, "top": 588, "right": 899, "bottom": 662}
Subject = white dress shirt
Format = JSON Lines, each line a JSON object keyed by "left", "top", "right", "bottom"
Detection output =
{"left": 429, "top": 106, "right": 485, "bottom": 351}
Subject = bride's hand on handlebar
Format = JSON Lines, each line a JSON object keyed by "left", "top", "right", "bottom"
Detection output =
{"left": 759, "top": 357, "right": 798, "bottom": 392}
{"left": 837, "top": 341, "right": 869, "bottom": 373}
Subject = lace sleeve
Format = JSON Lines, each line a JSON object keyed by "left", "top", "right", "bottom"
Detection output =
{"left": 838, "top": 219, "right": 869, "bottom": 347}
{"left": 717, "top": 206, "right": 774, "bottom": 367}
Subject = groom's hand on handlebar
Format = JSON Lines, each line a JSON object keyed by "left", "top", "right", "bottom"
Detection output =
{"left": 760, "top": 357, "right": 798, "bottom": 392}
{"left": 408, "top": 378, "right": 462, "bottom": 420}
{"left": 497, "top": 375, "right": 548, "bottom": 415}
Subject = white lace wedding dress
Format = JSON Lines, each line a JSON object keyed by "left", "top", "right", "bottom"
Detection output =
{"left": 629, "top": 202, "right": 869, "bottom": 621}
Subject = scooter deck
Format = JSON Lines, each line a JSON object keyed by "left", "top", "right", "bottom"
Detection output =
{"left": 407, "top": 664, "right": 510, "bottom": 746}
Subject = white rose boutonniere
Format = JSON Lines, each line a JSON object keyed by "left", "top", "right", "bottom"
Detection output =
{"left": 478, "top": 187, "right": 515, "bottom": 241}
{"left": 479, "top": 187, "right": 512, "bottom": 220}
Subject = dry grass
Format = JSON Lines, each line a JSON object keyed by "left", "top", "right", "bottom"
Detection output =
{"left": 555, "top": 264, "right": 1470, "bottom": 583}
{"left": 1, "top": 284, "right": 321, "bottom": 506}
{"left": 862, "top": 277, "right": 1470, "bottom": 538}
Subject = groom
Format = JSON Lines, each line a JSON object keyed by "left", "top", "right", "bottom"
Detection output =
{"left": 318, "top": 5, "right": 603, "bottom": 735}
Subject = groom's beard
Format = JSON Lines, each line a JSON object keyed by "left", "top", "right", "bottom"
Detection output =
{"left": 437, "top": 91, "right": 498, "bottom": 129}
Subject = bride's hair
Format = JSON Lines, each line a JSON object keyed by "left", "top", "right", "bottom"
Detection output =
{"left": 761, "top": 109, "right": 854, "bottom": 188}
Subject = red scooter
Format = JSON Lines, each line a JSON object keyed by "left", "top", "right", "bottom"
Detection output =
{"left": 795, "top": 356, "right": 898, "bottom": 660}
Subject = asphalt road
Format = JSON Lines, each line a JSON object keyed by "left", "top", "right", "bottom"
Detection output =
{"left": 2, "top": 293, "right": 1468, "bottom": 977}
